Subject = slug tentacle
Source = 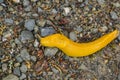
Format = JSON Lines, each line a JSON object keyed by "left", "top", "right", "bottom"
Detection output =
{"left": 40, "top": 30, "right": 119, "bottom": 57}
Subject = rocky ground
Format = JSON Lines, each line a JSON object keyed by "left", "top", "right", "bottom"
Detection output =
{"left": 0, "top": 0, "right": 120, "bottom": 80}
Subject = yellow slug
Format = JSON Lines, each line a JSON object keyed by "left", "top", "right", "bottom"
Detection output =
{"left": 40, "top": 30, "right": 119, "bottom": 57}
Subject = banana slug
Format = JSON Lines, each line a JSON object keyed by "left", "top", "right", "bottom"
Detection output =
{"left": 40, "top": 30, "right": 119, "bottom": 57}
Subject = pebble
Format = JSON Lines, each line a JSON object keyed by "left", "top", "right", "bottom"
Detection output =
{"left": 118, "top": 73, "right": 120, "bottom": 80}
{"left": 37, "top": 7, "right": 43, "bottom": 13}
{"left": 20, "top": 64, "right": 27, "bottom": 73}
{"left": 36, "top": 19, "right": 46, "bottom": 27}
{"left": 97, "top": 0, "right": 105, "bottom": 5}
{"left": 13, "top": 0, "right": 20, "bottom": 3}
{"left": 2, "top": 63, "right": 7, "bottom": 72}
{"left": 20, "top": 49, "right": 30, "bottom": 61}
{"left": 69, "top": 31, "right": 77, "bottom": 41}
{"left": 3, "top": 74, "right": 19, "bottom": 80}
{"left": 40, "top": 27, "right": 56, "bottom": 37}
{"left": 64, "top": 7, "right": 71, "bottom": 15}
{"left": 79, "top": 64, "right": 88, "bottom": 70}
{"left": 51, "top": 9, "right": 58, "bottom": 14}
{"left": 15, "top": 38, "right": 22, "bottom": 45}
{"left": 110, "top": 11, "right": 118, "bottom": 20}
{"left": 44, "top": 48, "right": 58, "bottom": 56}
{"left": 24, "top": 5, "right": 32, "bottom": 11}
{"left": 23, "top": 0, "right": 30, "bottom": 6}
{"left": 24, "top": 19, "right": 35, "bottom": 31}
{"left": 30, "top": 56, "right": 37, "bottom": 62}
{"left": 118, "top": 35, "right": 120, "bottom": 41}
{"left": 16, "top": 56, "right": 23, "bottom": 62}
{"left": 20, "top": 73, "right": 26, "bottom": 80}
{"left": 0, "top": 5, "right": 3, "bottom": 11}
{"left": 13, "top": 67, "right": 21, "bottom": 76}
{"left": 20, "top": 30, "right": 34, "bottom": 43}
{"left": 52, "top": 68, "right": 59, "bottom": 74}
{"left": 113, "top": 3, "right": 120, "bottom": 7}
{"left": 99, "top": 26, "right": 108, "bottom": 32}
{"left": 74, "top": 26, "right": 83, "bottom": 33}
{"left": 5, "top": 18, "right": 14, "bottom": 25}
{"left": 34, "top": 39, "right": 39, "bottom": 47}
{"left": 0, "top": 0, "right": 3, "bottom": 3}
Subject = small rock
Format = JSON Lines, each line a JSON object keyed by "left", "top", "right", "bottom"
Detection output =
{"left": 36, "top": 19, "right": 46, "bottom": 27}
{"left": 20, "top": 30, "right": 34, "bottom": 43}
{"left": 15, "top": 38, "right": 21, "bottom": 45}
{"left": 52, "top": 68, "right": 59, "bottom": 74}
{"left": 38, "top": 7, "right": 43, "bottom": 13}
{"left": 78, "top": 0, "right": 83, "bottom": 2}
{"left": 118, "top": 73, "right": 120, "bottom": 80}
{"left": 31, "top": 0, "right": 38, "bottom": 2}
{"left": 74, "top": 26, "right": 83, "bottom": 33}
{"left": 20, "top": 73, "right": 26, "bottom": 80}
{"left": 32, "top": 13, "right": 39, "bottom": 17}
{"left": 113, "top": 3, "right": 120, "bottom": 7}
{"left": 24, "top": 5, "right": 32, "bottom": 11}
{"left": 13, "top": 0, "right": 20, "bottom": 3}
{"left": 0, "top": 5, "right": 3, "bottom": 11}
{"left": 64, "top": 7, "right": 71, "bottom": 15}
{"left": 40, "top": 27, "right": 55, "bottom": 37}
{"left": 3, "top": 74, "right": 19, "bottom": 80}
{"left": 79, "top": 64, "right": 88, "bottom": 70}
{"left": 110, "top": 11, "right": 118, "bottom": 20}
{"left": 24, "top": 19, "right": 35, "bottom": 31}
{"left": 34, "top": 39, "right": 39, "bottom": 47}
{"left": 16, "top": 56, "right": 23, "bottom": 62}
{"left": 20, "top": 49, "right": 30, "bottom": 61}
{"left": 0, "top": 0, "right": 3, "bottom": 3}
{"left": 118, "top": 35, "right": 120, "bottom": 41}
{"left": 69, "top": 31, "right": 77, "bottom": 41}
{"left": 13, "top": 67, "right": 21, "bottom": 76}
{"left": 51, "top": 9, "right": 58, "bottom": 14}
{"left": 44, "top": 48, "right": 58, "bottom": 56}
{"left": 2, "top": 63, "right": 7, "bottom": 72}
{"left": 97, "top": 0, "right": 105, "bottom": 5}
{"left": 5, "top": 18, "right": 14, "bottom": 25}
{"left": 23, "top": 0, "right": 30, "bottom": 6}
{"left": 20, "top": 64, "right": 27, "bottom": 73}
{"left": 99, "top": 26, "right": 108, "bottom": 32}
{"left": 31, "top": 56, "right": 37, "bottom": 62}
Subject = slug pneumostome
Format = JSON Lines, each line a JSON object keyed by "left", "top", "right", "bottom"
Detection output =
{"left": 40, "top": 30, "right": 119, "bottom": 57}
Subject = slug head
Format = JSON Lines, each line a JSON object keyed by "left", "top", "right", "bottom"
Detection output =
{"left": 41, "top": 34, "right": 69, "bottom": 48}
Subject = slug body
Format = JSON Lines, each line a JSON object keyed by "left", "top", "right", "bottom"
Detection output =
{"left": 40, "top": 30, "right": 119, "bottom": 57}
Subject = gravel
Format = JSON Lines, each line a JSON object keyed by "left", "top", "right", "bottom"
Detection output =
{"left": 20, "top": 30, "right": 34, "bottom": 43}
{"left": 30, "top": 56, "right": 37, "bottom": 62}
{"left": 20, "top": 73, "right": 26, "bottom": 80}
{"left": 110, "top": 11, "right": 118, "bottom": 20}
{"left": 5, "top": 18, "right": 14, "bottom": 25}
{"left": 24, "top": 19, "right": 35, "bottom": 31}
{"left": 0, "top": 0, "right": 3, "bottom": 3}
{"left": 118, "top": 35, "right": 120, "bottom": 41}
{"left": 44, "top": 48, "right": 58, "bottom": 56}
{"left": 40, "top": 27, "right": 56, "bottom": 37}
{"left": 20, "top": 49, "right": 30, "bottom": 61}
{"left": 20, "top": 64, "right": 28, "bottom": 73}
{"left": 69, "top": 31, "right": 77, "bottom": 41}
{"left": 3, "top": 74, "right": 19, "bottom": 80}
{"left": 23, "top": 0, "right": 30, "bottom": 6}
{"left": 16, "top": 56, "right": 23, "bottom": 63}
{"left": 97, "top": 0, "right": 105, "bottom": 5}
{"left": 36, "top": 19, "right": 46, "bottom": 27}
{"left": 1, "top": 0, "right": 120, "bottom": 80}
{"left": 13, "top": 67, "right": 21, "bottom": 76}
{"left": 2, "top": 63, "right": 7, "bottom": 72}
